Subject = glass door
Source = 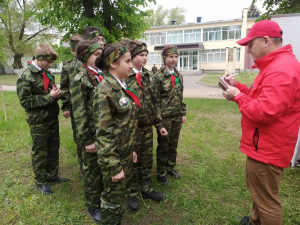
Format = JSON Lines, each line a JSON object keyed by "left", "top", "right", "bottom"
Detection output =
{"left": 179, "top": 56, "right": 189, "bottom": 70}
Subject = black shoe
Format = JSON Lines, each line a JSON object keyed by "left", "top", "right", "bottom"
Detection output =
{"left": 128, "top": 196, "right": 139, "bottom": 210}
{"left": 47, "top": 176, "right": 70, "bottom": 183}
{"left": 239, "top": 216, "right": 251, "bottom": 225}
{"left": 156, "top": 176, "right": 168, "bottom": 185}
{"left": 142, "top": 191, "right": 165, "bottom": 201}
{"left": 87, "top": 208, "right": 101, "bottom": 224}
{"left": 36, "top": 184, "right": 53, "bottom": 195}
{"left": 167, "top": 171, "right": 181, "bottom": 179}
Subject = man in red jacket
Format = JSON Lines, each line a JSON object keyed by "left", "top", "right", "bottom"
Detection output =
{"left": 223, "top": 20, "right": 300, "bottom": 225}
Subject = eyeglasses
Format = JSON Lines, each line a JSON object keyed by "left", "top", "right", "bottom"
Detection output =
{"left": 94, "top": 36, "right": 106, "bottom": 44}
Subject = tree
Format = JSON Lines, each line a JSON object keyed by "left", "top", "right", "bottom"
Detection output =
{"left": 248, "top": 3, "right": 261, "bottom": 18}
{"left": 0, "top": 30, "right": 7, "bottom": 63}
{"left": 145, "top": 5, "right": 186, "bottom": 27}
{"left": 253, "top": 0, "right": 300, "bottom": 20}
{"left": 37, "top": 0, "right": 156, "bottom": 43}
{"left": 0, "top": 0, "right": 52, "bottom": 69}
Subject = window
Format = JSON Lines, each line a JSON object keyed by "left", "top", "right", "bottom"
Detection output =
{"left": 139, "top": 32, "right": 166, "bottom": 45}
{"left": 167, "top": 30, "right": 183, "bottom": 44}
{"left": 204, "top": 26, "right": 241, "bottom": 42}
{"left": 147, "top": 52, "right": 163, "bottom": 65}
{"left": 199, "top": 49, "right": 226, "bottom": 63}
{"left": 236, "top": 48, "right": 241, "bottom": 61}
{"left": 184, "top": 29, "right": 201, "bottom": 43}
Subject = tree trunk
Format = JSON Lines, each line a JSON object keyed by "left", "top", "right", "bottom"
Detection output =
{"left": 13, "top": 54, "right": 23, "bottom": 69}
{"left": 82, "top": 0, "right": 95, "bottom": 18}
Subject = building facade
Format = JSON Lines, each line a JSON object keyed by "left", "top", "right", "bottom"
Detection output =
{"left": 141, "top": 8, "right": 256, "bottom": 73}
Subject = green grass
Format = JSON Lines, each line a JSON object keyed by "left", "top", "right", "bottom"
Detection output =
{"left": 0, "top": 74, "right": 61, "bottom": 85}
{"left": 200, "top": 73, "right": 259, "bottom": 87}
{"left": 0, "top": 92, "right": 300, "bottom": 224}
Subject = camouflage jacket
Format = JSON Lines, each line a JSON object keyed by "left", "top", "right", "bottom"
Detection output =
{"left": 71, "top": 66, "right": 99, "bottom": 146}
{"left": 154, "top": 67, "right": 187, "bottom": 118}
{"left": 93, "top": 73, "right": 138, "bottom": 176}
{"left": 17, "top": 63, "right": 59, "bottom": 125}
{"left": 60, "top": 58, "right": 83, "bottom": 112}
{"left": 125, "top": 68, "right": 163, "bottom": 129}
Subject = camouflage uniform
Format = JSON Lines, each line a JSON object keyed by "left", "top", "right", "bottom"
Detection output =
{"left": 93, "top": 73, "right": 138, "bottom": 225}
{"left": 154, "top": 67, "right": 187, "bottom": 178}
{"left": 71, "top": 67, "right": 102, "bottom": 210}
{"left": 125, "top": 68, "right": 163, "bottom": 197}
{"left": 60, "top": 58, "right": 83, "bottom": 171}
{"left": 17, "top": 63, "right": 60, "bottom": 186}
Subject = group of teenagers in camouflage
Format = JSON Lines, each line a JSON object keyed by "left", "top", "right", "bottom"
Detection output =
{"left": 16, "top": 26, "right": 186, "bottom": 225}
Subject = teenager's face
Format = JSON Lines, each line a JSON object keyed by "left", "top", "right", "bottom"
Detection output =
{"left": 87, "top": 49, "right": 102, "bottom": 69}
{"left": 92, "top": 36, "right": 105, "bottom": 47}
{"left": 35, "top": 60, "right": 55, "bottom": 71}
{"left": 132, "top": 51, "right": 148, "bottom": 70}
{"left": 165, "top": 54, "right": 178, "bottom": 69}
{"left": 113, "top": 52, "right": 133, "bottom": 79}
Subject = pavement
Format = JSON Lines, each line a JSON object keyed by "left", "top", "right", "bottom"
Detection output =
{"left": 0, "top": 74, "right": 223, "bottom": 99}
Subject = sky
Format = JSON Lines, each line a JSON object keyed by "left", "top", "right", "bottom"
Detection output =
{"left": 142, "top": 0, "right": 265, "bottom": 23}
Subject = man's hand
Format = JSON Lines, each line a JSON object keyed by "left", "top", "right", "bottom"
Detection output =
{"left": 223, "top": 72, "right": 238, "bottom": 87}
{"left": 49, "top": 83, "right": 61, "bottom": 99}
{"left": 85, "top": 143, "right": 96, "bottom": 153}
{"left": 222, "top": 87, "right": 240, "bottom": 101}
{"left": 159, "top": 127, "right": 168, "bottom": 136}
{"left": 112, "top": 169, "right": 125, "bottom": 182}
{"left": 182, "top": 116, "right": 187, "bottom": 124}
{"left": 133, "top": 151, "right": 137, "bottom": 163}
{"left": 63, "top": 111, "right": 70, "bottom": 118}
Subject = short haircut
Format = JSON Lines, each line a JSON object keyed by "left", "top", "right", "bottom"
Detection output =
{"left": 35, "top": 44, "right": 58, "bottom": 58}
{"left": 82, "top": 26, "right": 101, "bottom": 40}
{"left": 271, "top": 37, "right": 283, "bottom": 45}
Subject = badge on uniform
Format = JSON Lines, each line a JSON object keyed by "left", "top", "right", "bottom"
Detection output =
{"left": 119, "top": 97, "right": 130, "bottom": 108}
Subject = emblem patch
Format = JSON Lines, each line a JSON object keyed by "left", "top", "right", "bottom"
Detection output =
{"left": 119, "top": 97, "right": 130, "bottom": 108}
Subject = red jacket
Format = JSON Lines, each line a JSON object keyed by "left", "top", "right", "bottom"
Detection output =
{"left": 234, "top": 45, "right": 300, "bottom": 168}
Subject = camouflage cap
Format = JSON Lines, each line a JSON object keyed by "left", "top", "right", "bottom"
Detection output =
{"left": 104, "top": 46, "right": 129, "bottom": 67}
{"left": 162, "top": 46, "right": 179, "bottom": 59}
{"left": 131, "top": 44, "right": 148, "bottom": 59}
{"left": 86, "top": 31, "right": 103, "bottom": 40}
{"left": 77, "top": 42, "right": 103, "bottom": 63}
{"left": 35, "top": 54, "right": 57, "bottom": 61}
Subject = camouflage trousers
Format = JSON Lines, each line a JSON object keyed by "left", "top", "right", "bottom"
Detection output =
{"left": 82, "top": 148, "right": 103, "bottom": 209}
{"left": 130, "top": 125, "right": 153, "bottom": 197}
{"left": 29, "top": 120, "right": 59, "bottom": 186}
{"left": 100, "top": 153, "right": 133, "bottom": 225}
{"left": 70, "top": 109, "right": 83, "bottom": 172}
{"left": 156, "top": 116, "right": 182, "bottom": 177}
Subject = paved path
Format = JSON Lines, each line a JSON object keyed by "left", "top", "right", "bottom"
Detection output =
{"left": 1, "top": 74, "right": 223, "bottom": 99}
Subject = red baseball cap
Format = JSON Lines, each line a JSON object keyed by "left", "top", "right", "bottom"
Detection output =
{"left": 237, "top": 20, "right": 283, "bottom": 46}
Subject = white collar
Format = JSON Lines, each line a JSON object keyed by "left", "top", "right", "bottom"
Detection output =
{"left": 32, "top": 62, "right": 42, "bottom": 71}
{"left": 88, "top": 65, "right": 102, "bottom": 74}
{"left": 132, "top": 67, "right": 143, "bottom": 74}
{"left": 112, "top": 75, "right": 127, "bottom": 90}
{"left": 166, "top": 67, "right": 174, "bottom": 74}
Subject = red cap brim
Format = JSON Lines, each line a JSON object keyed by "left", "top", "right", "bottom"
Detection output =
{"left": 236, "top": 37, "right": 255, "bottom": 46}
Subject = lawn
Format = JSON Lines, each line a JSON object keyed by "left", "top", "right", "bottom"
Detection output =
{"left": 0, "top": 74, "right": 61, "bottom": 85}
{"left": 0, "top": 92, "right": 300, "bottom": 225}
{"left": 200, "top": 73, "right": 259, "bottom": 87}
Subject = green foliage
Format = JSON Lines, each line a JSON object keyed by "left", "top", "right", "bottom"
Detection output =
{"left": 0, "top": 0, "right": 54, "bottom": 69}
{"left": 51, "top": 44, "right": 74, "bottom": 63}
{"left": 145, "top": 5, "right": 186, "bottom": 27}
{"left": 248, "top": 3, "right": 261, "bottom": 18}
{"left": 0, "top": 30, "right": 8, "bottom": 63}
{"left": 253, "top": 0, "right": 300, "bottom": 21}
{"left": 37, "top": 0, "right": 156, "bottom": 43}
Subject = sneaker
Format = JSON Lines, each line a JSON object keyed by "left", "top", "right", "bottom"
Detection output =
{"left": 47, "top": 176, "right": 70, "bottom": 183}
{"left": 156, "top": 176, "right": 168, "bottom": 185}
{"left": 36, "top": 184, "right": 53, "bottom": 195}
{"left": 87, "top": 208, "right": 101, "bottom": 224}
{"left": 142, "top": 191, "right": 165, "bottom": 201}
{"left": 239, "top": 216, "right": 251, "bottom": 225}
{"left": 167, "top": 171, "right": 181, "bottom": 179}
{"left": 128, "top": 196, "right": 139, "bottom": 210}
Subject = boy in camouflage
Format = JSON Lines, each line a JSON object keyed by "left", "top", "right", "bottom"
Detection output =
{"left": 17, "top": 44, "right": 69, "bottom": 195}
{"left": 93, "top": 44, "right": 138, "bottom": 225}
{"left": 122, "top": 39, "right": 167, "bottom": 210}
{"left": 60, "top": 34, "right": 84, "bottom": 173}
{"left": 154, "top": 45, "right": 187, "bottom": 185}
{"left": 70, "top": 40, "right": 104, "bottom": 224}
